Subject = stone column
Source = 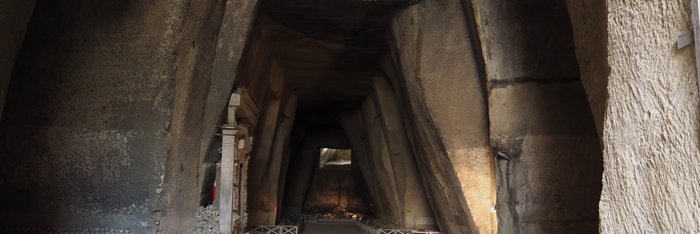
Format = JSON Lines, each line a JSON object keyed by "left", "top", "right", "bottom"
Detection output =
{"left": 219, "top": 93, "right": 242, "bottom": 233}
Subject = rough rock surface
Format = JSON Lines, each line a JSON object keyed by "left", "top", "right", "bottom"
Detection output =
{"left": 159, "top": 0, "right": 259, "bottom": 231}
{"left": 194, "top": 205, "right": 220, "bottom": 233}
{"left": 470, "top": 0, "right": 603, "bottom": 233}
{"left": 564, "top": 0, "right": 609, "bottom": 134}
{"left": 389, "top": 0, "right": 495, "bottom": 232}
{"left": 489, "top": 83, "right": 602, "bottom": 233}
{"left": 0, "top": 0, "right": 259, "bottom": 232}
{"left": 599, "top": 0, "right": 700, "bottom": 232}
{"left": 2, "top": 0, "right": 698, "bottom": 233}
{"left": 198, "top": 0, "right": 259, "bottom": 163}
{"left": 0, "top": 1, "right": 183, "bottom": 231}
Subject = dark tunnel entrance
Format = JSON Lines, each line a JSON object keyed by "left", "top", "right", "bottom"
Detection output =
{"left": 200, "top": 0, "right": 607, "bottom": 232}
{"left": 282, "top": 111, "right": 372, "bottom": 222}
{"left": 0, "top": 0, "right": 671, "bottom": 232}
{"left": 205, "top": 0, "right": 605, "bottom": 232}
{"left": 0, "top": 0, "right": 608, "bottom": 232}
{"left": 224, "top": 0, "right": 439, "bottom": 232}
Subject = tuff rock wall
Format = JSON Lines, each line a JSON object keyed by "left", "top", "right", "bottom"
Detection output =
{"left": 0, "top": 0, "right": 258, "bottom": 232}
{"left": 469, "top": 0, "right": 604, "bottom": 233}
{"left": 388, "top": 0, "right": 496, "bottom": 232}
{"left": 1, "top": 0, "right": 698, "bottom": 233}
{"left": 596, "top": 0, "right": 700, "bottom": 232}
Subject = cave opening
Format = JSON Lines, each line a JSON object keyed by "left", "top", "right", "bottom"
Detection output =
{"left": 220, "top": 0, "right": 439, "bottom": 231}
{"left": 0, "top": 0, "right": 606, "bottom": 232}
{"left": 319, "top": 148, "right": 352, "bottom": 168}
{"left": 207, "top": 0, "right": 605, "bottom": 233}
{"left": 0, "top": 0, "right": 686, "bottom": 233}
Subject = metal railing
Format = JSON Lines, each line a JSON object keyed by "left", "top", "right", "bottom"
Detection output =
{"left": 378, "top": 230, "right": 410, "bottom": 234}
{"left": 246, "top": 225, "right": 298, "bottom": 234}
{"left": 378, "top": 229, "right": 441, "bottom": 234}
{"left": 351, "top": 220, "right": 441, "bottom": 234}
{"left": 354, "top": 221, "right": 378, "bottom": 234}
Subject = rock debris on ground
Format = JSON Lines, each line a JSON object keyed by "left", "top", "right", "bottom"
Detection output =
{"left": 195, "top": 205, "right": 219, "bottom": 233}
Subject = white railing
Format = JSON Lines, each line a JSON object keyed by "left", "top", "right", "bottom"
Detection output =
{"left": 350, "top": 220, "right": 441, "bottom": 234}
{"left": 298, "top": 217, "right": 440, "bottom": 234}
{"left": 246, "top": 225, "right": 298, "bottom": 234}
{"left": 378, "top": 229, "right": 441, "bottom": 234}
{"left": 355, "top": 221, "right": 380, "bottom": 234}
{"left": 378, "top": 230, "right": 410, "bottom": 234}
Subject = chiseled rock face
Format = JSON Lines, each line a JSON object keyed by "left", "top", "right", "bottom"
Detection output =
{"left": 0, "top": 1, "right": 185, "bottom": 232}
{"left": 471, "top": 0, "right": 603, "bottom": 233}
{"left": 489, "top": 82, "right": 602, "bottom": 234}
{"left": 599, "top": 0, "right": 700, "bottom": 232}
{"left": 470, "top": 0, "right": 580, "bottom": 83}
{"left": 564, "top": 0, "right": 609, "bottom": 135}
{"left": 390, "top": 0, "right": 495, "bottom": 232}
{"left": 0, "top": 0, "right": 258, "bottom": 232}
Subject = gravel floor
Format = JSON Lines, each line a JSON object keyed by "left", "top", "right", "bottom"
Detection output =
{"left": 194, "top": 205, "right": 219, "bottom": 233}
